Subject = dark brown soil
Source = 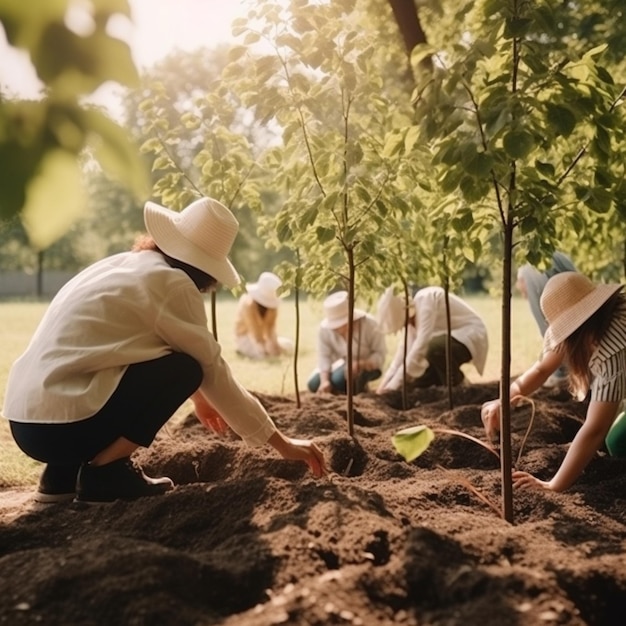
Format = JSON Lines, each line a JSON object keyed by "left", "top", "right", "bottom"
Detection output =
{"left": 1, "top": 383, "right": 625, "bottom": 625}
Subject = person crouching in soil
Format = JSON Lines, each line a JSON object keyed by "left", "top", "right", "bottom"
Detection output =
{"left": 2, "top": 197, "right": 326, "bottom": 504}
{"left": 481, "top": 271, "right": 626, "bottom": 492}
{"left": 307, "top": 290, "right": 386, "bottom": 395}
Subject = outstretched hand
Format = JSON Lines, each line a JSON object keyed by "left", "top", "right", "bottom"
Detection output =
{"left": 480, "top": 399, "right": 501, "bottom": 442}
{"left": 512, "top": 470, "right": 551, "bottom": 491}
{"left": 270, "top": 433, "right": 327, "bottom": 477}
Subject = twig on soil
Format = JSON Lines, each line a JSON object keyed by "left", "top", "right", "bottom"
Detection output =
{"left": 436, "top": 464, "right": 503, "bottom": 519}
{"left": 432, "top": 428, "right": 500, "bottom": 459}
{"left": 514, "top": 396, "right": 536, "bottom": 468}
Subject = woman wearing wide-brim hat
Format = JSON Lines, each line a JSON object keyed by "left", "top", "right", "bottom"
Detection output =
{"left": 482, "top": 271, "right": 626, "bottom": 492}
{"left": 234, "top": 271, "right": 294, "bottom": 359}
{"left": 2, "top": 197, "right": 326, "bottom": 504}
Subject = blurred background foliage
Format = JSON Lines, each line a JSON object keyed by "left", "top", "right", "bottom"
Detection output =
{"left": 1, "top": 0, "right": 625, "bottom": 296}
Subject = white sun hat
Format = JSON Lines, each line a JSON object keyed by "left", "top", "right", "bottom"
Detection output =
{"left": 321, "top": 290, "right": 366, "bottom": 330}
{"left": 246, "top": 271, "right": 283, "bottom": 308}
{"left": 541, "top": 271, "right": 623, "bottom": 349}
{"left": 376, "top": 287, "right": 406, "bottom": 334}
{"left": 144, "top": 197, "right": 240, "bottom": 288}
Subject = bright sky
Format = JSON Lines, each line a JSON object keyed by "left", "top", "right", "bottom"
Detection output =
{"left": 0, "top": 0, "right": 250, "bottom": 100}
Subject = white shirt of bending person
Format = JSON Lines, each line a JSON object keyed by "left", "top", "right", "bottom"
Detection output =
{"left": 378, "top": 286, "right": 489, "bottom": 391}
{"left": 316, "top": 315, "right": 387, "bottom": 375}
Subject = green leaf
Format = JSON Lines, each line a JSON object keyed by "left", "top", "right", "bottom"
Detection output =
{"left": 535, "top": 160, "right": 555, "bottom": 178}
{"left": 546, "top": 104, "right": 576, "bottom": 137}
{"left": 460, "top": 143, "right": 494, "bottom": 177}
{"left": 316, "top": 225, "right": 335, "bottom": 244}
{"left": 439, "top": 167, "right": 463, "bottom": 193}
{"left": 451, "top": 208, "right": 474, "bottom": 232}
{"left": 21, "top": 149, "right": 85, "bottom": 250}
{"left": 82, "top": 110, "right": 150, "bottom": 199}
{"left": 502, "top": 130, "right": 535, "bottom": 159}
{"left": 391, "top": 425, "right": 435, "bottom": 462}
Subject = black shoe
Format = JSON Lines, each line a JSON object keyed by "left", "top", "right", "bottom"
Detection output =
{"left": 75, "top": 457, "right": 174, "bottom": 503}
{"left": 35, "top": 463, "right": 81, "bottom": 504}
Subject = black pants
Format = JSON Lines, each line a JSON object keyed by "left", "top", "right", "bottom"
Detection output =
{"left": 10, "top": 352, "right": 202, "bottom": 465}
{"left": 413, "top": 336, "right": 472, "bottom": 388}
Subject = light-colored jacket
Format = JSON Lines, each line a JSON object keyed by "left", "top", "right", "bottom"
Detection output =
{"left": 381, "top": 286, "right": 488, "bottom": 390}
{"left": 316, "top": 314, "right": 386, "bottom": 374}
{"left": 1, "top": 250, "right": 276, "bottom": 447}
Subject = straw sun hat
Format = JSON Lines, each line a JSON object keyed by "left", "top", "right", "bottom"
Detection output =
{"left": 321, "top": 291, "right": 366, "bottom": 330}
{"left": 246, "top": 272, "right": 282, "bottom": 308}
{"left": 541, "top": 271, "right": 623, "bottom": 349}
{"left": 144, "top": 197, "right": 240, "bottom": 288}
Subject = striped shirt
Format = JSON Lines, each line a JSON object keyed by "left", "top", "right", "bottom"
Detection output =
{"left": 589, "top": 294, "right": 626, "bottom": 402}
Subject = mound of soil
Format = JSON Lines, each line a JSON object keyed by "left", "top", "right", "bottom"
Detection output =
{"left": 1, "top": 383, "right": 625, "bottom": 625}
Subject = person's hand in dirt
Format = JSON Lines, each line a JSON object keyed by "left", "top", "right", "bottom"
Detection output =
{"left": 480, "top": 399, "right": 501, "bottom": 442}
{"left": 318, "top": 374, "right": 333, "bottom": 394}
{"left": 268, "top": 431, "right": 327, "bottom": 477}
{"left": 512, "top": 471, "right": 551, "bottom": 490}
{"left": 514, "top": 399, "right": 621, "bottom": 493}
{"left": 481, "top": 351, "right": 564, "bottom": 442}
{"left": 191, "top": 391, "right": 230, "bottom": 435}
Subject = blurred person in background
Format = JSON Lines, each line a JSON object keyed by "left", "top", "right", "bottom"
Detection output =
{"left": 307, "top": 290, "right": 386, "bottom": 395}
{"left": 234, "top": 271, "right": 293, "bottom": 359}
{"left": 516, "top": 251, "right": 577, "bottom": 388}
{"left": 375, "top": 286, "right": 488, "bottom": 393}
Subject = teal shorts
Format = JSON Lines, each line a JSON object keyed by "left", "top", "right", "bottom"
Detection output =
{"left": 605, "top": 411, "right": 626, "bottom": 458}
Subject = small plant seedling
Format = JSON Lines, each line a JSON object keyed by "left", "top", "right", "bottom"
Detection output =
{"left": 391, "top": 425, "right": 499, "bottom": 462}
{"left": 391, "top": 397, "right": 537, "bottom": 519}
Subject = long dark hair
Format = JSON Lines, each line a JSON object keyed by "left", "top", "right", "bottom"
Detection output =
{"left": 563, "top": 291, "right": 623, "bottom": 398}
{"left": 132, "top": 234, "right": 217, "bottom": 292}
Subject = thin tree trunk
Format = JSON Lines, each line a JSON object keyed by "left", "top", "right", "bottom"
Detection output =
{"left": 500, "top": 213, "right": 515, "bottom": 523}
{"left": 293, "top": 250, "right": 302, "bottom": 409}
{"left": 444, "top": 281, "right": 453, "bottom": 411}
{"left": 346, "top": 247, "right": 356, "bottom": 437}
{"left": 401, "top": 280, "right": 410, "bottom": 411}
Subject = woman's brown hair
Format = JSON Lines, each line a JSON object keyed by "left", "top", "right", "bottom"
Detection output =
{"left": 563, "top": 291, "right": 623, "bottom": 398}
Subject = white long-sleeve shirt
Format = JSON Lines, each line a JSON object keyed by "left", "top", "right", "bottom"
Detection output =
{"left": 380, "top": 286, "right": 488, "bottom": 391}
{"left": 316, "top": 314, "right": 386, "bottom": 374}
{"left": 1, "top": 250, "right": 276, "bottom": 447}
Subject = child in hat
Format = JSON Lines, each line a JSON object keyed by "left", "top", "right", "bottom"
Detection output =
{"left": 234, "top": 271, "right": 293, "bottom": 359}
{"left": 2, "top": 197, "right": 326, "bottom": 503}
{"left": 482, "top": 271, "right": 626, "bottom": 492}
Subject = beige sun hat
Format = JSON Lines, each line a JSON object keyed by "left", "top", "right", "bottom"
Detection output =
{"left": 541, "top": 271, "right": 623, "bottom": 349}
{"left": 246, "top": 271, "right": 282, "bottom": 308}
{"left": 321, "top": 290, "right": 366, "bottom": 330}
{"left": 377, "top": 287, "right": 416, "bottom": 334}
{"left": 144, "top": 197, "right": 240, "bottom": 288}
{"left": 377, "top": 287, "right": 405, "bottom": 334}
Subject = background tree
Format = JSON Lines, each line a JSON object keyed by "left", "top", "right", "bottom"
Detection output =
{"left": 226, "top": 0, "right": 416, "bottom": 434}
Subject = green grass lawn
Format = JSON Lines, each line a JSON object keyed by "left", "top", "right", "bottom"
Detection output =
{"left": 0, "top": 293, "right": 543, "bottom": 487}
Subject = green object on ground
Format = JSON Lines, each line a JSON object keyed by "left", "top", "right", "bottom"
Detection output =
{"left": 605, "top": 411, "right": 626, "bottom": 458}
